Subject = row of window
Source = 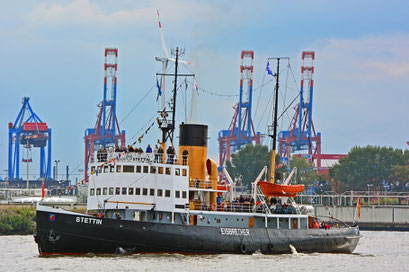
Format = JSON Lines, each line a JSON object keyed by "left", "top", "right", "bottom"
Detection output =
{"left": 91, "top": 165, "right": 187, "bottom": 176}
{"left": 90, "top": 187, "right": 187, "bottom": 199}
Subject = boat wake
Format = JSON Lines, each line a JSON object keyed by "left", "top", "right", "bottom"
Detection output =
{"left": 289, "top": 244, "right": 298, "bottom": 254}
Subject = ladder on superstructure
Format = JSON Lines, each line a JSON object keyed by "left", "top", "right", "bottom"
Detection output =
{"left": 254, "top": 186, "right": 272, "bottom": 214}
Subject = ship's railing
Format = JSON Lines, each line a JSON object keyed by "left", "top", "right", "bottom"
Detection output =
{"left": 297, "top": 190, "right": 409, "bottom": 206}
{"left": 93, "top": 150, "right": 189, "bottom": 166}
{"left": 191, "top": 201, "right": 271, "bottom": 214}
{"left": 189, "top": 179, "right": 214, "bottom": 190}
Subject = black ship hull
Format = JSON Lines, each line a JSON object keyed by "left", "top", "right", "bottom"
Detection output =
{"left": 35, "top": 208, "right": 360, "bottom": 255}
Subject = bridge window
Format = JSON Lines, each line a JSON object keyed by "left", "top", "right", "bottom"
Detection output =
{"left": 103, "top": 188, "right": 107, "bottom": 195}
{"left": 143, "top": 188, "right": 148, "bottom": 196}
{"left": 122, "top": 187, "right": 127, "bottom": 195}
{"left": 135, "top": 188, "right": 141, "bottom": 195}
{"left": 96, "top": 188, "right": 101, "bottom": 195}
{"left": 90, "top": 188, "right": 95, "bottom": 196}
{"left": 175, "top": 191, "right": 180, "bottom": 198}
{"left": 136, "top": 165, "right": 141, "bottom": 173}
{"left": 128, "top": 187, "right": 134, "bottom": 195}
{"left": 116, "top": 165, "right": 121, "bottom": 173}
{"left": 175, "top": 168, "right": 180, "bottom": 176}
{"left": 165, "top": 190, "right": 171, "bottom": 197}
{"left": 103, "top": 166, "right": 108, "bottom": 173}
{"left": 110, "top": 166, "right": 114, "bottom": 173}
{"left": 143, "top": 166, "right": 149, "bottom": 173}
{"left": 109, "top": 187, "right": 114, "bottom": 195}
{"left": 150, "top": 166, "right": 156, "bottom": 174}
{"left": 123, "top": 165, "right": 135, "bottom": 173}
{"left": 157, "top": 189, "right": 163, "bottom": 197}
{"left": 165, "top": 167, "right": 171, "bottom": 175}
{"left": 115, "top": 187, "right": 120, "bottom": 195}
{"left": 182, "top": 169, "right": 187, "bottom": 176}
{"left": 150, "top": 188, "right": 155, "bottom": 196}
{"left": 158, "top": 167, "right": 163, "bottom": 174}
{"left": 182, "top": 191, "right": 187, "bottom": 199}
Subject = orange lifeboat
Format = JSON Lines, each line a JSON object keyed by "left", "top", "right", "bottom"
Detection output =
{"left": 258, "top": 181, "right": 304, "bottom": 197}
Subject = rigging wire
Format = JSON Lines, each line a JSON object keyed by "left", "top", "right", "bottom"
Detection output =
{"left": 119, "top": 62, "right": 176, "bottom": 126}
{"left": 253, "top": 72, "right": 267, "bottom": 123}
{"left": 186, "top": 78, "right": 274, "bottom": 98}
{"left": 280, "top": 63, "right": 291, "bottom": 129}
{"left": 119, "top": 85, "right": 155, "bottom": 126}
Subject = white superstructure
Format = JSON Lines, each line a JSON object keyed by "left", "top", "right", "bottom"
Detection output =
{"left": 87, "top": 151, "right": 189, "bottom": 213}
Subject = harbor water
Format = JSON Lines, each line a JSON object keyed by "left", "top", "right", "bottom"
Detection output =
{"left": 1, "top": 231, "right": 408, "bottom": 272}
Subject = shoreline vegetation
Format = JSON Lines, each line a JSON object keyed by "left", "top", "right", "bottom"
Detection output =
{"left": 0, "top": 206, "right": 36, "bottom": 235}
{"left": 0, "top": 205, "right": 86, "bottom": 235}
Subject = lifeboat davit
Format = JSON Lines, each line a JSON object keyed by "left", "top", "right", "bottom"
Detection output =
{"left": 258, "top": 181, "right": 305, "bottom": 197}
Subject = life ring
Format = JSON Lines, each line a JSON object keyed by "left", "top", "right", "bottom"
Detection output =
{"left": 240, "top": 243, "right": 247, "bottom": 254}
{"left": 126, "top": 154, "right": 132, "bottom": 161}
{"left": 211, "top": 203, "right": 217, "bottom": 211}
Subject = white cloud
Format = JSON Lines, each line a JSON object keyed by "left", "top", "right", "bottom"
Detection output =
{"left": 312, "top": 33, "right": 409, "bottom": 153}
{"left": 26, "top": 0, "right": 222, "bottom": 28}
{"left": 318, "top": 34, "right": 409, "bottom": 80}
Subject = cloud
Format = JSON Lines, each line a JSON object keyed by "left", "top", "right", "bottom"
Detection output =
{"left": 311, "top": 33, "right": 409, "bottom": 153}
{"left": 318, "top": 34, "right": 409, "bottom": 80}
{"left": 28, "top": 0, "right": 150, "bottom": 26}
{"left": 26, "top": 0, "right": 222, "bottom": 29}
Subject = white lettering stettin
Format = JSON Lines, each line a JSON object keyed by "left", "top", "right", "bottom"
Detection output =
{"left": 75, "top": 216, "right": 103, "bottom": 225}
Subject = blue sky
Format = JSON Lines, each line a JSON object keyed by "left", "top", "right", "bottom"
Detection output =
{"left": 1, "top": 0, "right": 409, "bottom": 180}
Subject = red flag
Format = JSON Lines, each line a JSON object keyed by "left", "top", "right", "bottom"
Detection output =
{"left": 41, "top": 181, "right": 45, "bottom": 198}
{"left": 357, "top": 199, "right": 361, "bottom": 219}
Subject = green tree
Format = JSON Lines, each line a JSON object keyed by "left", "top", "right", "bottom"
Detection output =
{"left": 390, "top": 162, "right": 409, "bottom": 192}
{"left": 330, "top": 145, "right": 406, "bottom": 191}
{"left": 289, "top": 156, "right": 322, "bottom": 185}
{"left": 226, "top": 144, "right": 271, "bottom": 188}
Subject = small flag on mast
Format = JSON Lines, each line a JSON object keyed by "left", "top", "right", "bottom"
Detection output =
{"left": 193, "top": 80, "right": 199, "bottom": 95}
{"left": 266, "top": 61, "right": 273, "bottom": 75}
{"left": 156, "top": 79, "right": 162, "bottom": 101}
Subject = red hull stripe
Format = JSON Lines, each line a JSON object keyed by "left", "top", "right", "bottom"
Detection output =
{"left": 40, "top": 251, "right": 213, "bottom": 256}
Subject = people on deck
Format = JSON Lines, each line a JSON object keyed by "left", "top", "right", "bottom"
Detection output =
{"left": 167, "top": 145, "right": 175, "bottom": 164}
{"left": 146, "top": 144, "right": 152, "bottom": 153}
{"left": 158, "top": 145, "right": 164, "bottom": 163}
{"left": 182, "top": 149, "right": 188, "bottom": 165}
{"left": 154, "top": 145, "right": 159, "bottom": 162}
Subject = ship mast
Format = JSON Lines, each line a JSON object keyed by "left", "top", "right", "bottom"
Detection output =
{"left": 157, "top": 47, "right": 194, "bottom": 146}
{"left": 268, "top": 57, "right": 289, "bottom": 183}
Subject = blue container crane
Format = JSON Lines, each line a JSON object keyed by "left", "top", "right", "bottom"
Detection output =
{"left": 8, "top": 97, "right": 52, "bottom": 180}
{"left": 218, "top": 50, "right": 261, "bottom": 167}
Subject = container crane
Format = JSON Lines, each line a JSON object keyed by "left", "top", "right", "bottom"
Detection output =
{"left": 84, "top": 48, "right": 126, "bottom": 182}
{"left": 8, "top": 97, "right": 52, "bottom": 180}
{"left": 278, "top": 51, "right": 322, "bottom": 165}
{"left": 218, "top": 50, "right": 261, "bottom": 167}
